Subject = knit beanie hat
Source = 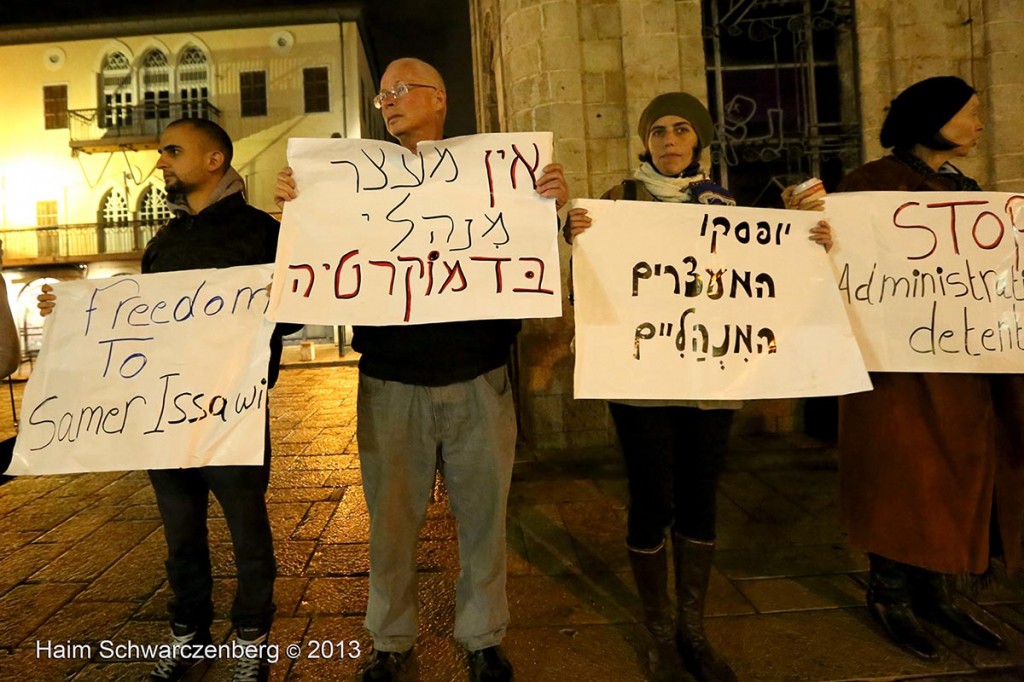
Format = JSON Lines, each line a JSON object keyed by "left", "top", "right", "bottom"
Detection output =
{"left": 637, "top": 92, "right": 714, "bottom": 149}
{"left": 879, "top": 76, "right": 976, "bottom": 149}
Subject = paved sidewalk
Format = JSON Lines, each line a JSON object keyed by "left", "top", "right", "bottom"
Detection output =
{"left": 0, "top": 365, "right": 1021, "bottom": 681}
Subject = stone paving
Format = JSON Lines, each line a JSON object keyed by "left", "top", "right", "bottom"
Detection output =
{"left": 0, "top": 365, "right": 1021, "bottom": 682}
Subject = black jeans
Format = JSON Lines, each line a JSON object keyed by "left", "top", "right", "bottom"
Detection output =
{"left": 608, "top": 403, "right": 734, "bottom": 549}
{"left": 147, "top": 419, "right": 275, "bottom": 633}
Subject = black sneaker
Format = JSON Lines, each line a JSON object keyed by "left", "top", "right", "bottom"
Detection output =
{"left": 467, "top": 645, "right": 513, "bottom": 682}
{"left": 360, "top": 648, "right": 414, "bottom": 682}
{"left": 232, "top": 626, "right": 271, "bottom": 682}
{"left": 148, "top": 622, "right": 212, "bottom": 681}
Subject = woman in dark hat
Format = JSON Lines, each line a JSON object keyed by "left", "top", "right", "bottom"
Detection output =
{"left": 566, "top": 92, "right": 830, "bottom": 682}
{"left": 783, "top": 76, "right": 1018, "bottom": 660}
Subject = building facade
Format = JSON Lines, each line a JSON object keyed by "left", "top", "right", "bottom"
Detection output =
{"left": 0, "top": 7, "right": 379, "bottom": 359}
{"left": 470, "top": 0, "right": 1024, "bottom": 448}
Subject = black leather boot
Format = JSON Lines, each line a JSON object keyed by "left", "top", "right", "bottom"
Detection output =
{"left": 672, "top": 535, "right": 737, "bottom": 682}
{"left": 866, "top": 554, "right": 938, "bottom": 660}
{"left": 627, "top": 543, "right": 691, "bottom": 681}
{"left": 909, "top": 567, "right": 1006, "bottom": 650}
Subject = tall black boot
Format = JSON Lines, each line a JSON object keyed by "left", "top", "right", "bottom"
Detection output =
{"left": 627, "top": 543, "right": 691, "bottom": 681}
{"left": 866, "top": 554, "right": 938, "bottom": 660}
{"left": 672, "top": 535, "right": 737, "bottom": 682}
{"left": 909, "top": 567, "right": 1006, "bottom": 650}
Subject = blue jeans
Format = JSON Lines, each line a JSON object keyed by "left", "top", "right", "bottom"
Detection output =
{"left": 147, "top": 418, "right": 275, "bottom": 633}
{"left": 357, "top": 366, "right": 516, "bottom": 652}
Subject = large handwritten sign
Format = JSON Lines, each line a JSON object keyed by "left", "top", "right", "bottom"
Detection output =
{"left": 268, "top": 133, "right": 561, "bottom": 325}
{"left": 826, "top": 191, "right": 1024, "bottom": 372}
{"left": 8, "top": 266, "right": 275, "bottom": 475}
{"left": 572, "top": 199, "right": 871, "bottom": 400}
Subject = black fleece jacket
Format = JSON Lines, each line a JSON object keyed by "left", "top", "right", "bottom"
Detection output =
{"left": 142, "top": 192, "right": 299, "bottom": 387}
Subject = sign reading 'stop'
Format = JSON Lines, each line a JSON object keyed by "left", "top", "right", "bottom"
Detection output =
{"left": 826, "top": 191, "right": 1024, "bottom": 372}
{"left": 268, "top": 133, "right": 561, "bottom": 326}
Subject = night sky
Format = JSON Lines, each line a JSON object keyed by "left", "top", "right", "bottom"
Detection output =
{"left": 3, "top": 0, "right": 477, "bottom": 136}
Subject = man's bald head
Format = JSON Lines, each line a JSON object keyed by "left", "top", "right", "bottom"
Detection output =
{"left": 379, "top": 57, "right": 447, "bottom": 150}
{"left": 384, "top": 58, "right": 446, "bottom": 91}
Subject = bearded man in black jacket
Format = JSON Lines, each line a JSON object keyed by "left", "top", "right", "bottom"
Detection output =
{"left": 40, "top": 118, "right": 292, "bottom": 682}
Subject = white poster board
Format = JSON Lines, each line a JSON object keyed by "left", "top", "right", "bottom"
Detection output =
{"left": 826, "top": 191, "right": 1024, "bottom": 372}
{"left": 9, "top": 265, "right": 275, "bottom": 475}
{"left": 268, "top": 133, "right": 561, "bottom": 325}
{"left": 572, "top": 199, "right": 871, "bottom": 400}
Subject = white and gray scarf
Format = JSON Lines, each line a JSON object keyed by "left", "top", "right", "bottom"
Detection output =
{"left": 632, "top": 161, "right": 709, "bottom": 203}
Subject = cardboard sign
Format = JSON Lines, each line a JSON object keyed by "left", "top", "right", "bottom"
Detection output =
{"left": 268, "top": 133, "right": 561, "bottom": 325}
{"left": 826, "top": 191, "right": 1024, "bottom": 372}
{"left": 572, "top": 199, "right": 871, "bottom": 400}
{"left": 9, "top": 265, "right": 275, "bottom": 475}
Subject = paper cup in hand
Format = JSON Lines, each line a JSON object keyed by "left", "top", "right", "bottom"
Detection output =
{"left": 794, "top": 177, "right": 824, "bottom": 196}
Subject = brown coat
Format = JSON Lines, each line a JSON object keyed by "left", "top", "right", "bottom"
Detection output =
{"left": 837, "top": 156, "right": 1024, "bottom": 573}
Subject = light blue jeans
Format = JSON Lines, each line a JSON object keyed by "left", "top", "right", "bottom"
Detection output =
{"left": 357, "top": 366, "right": 516, "bottom": 652}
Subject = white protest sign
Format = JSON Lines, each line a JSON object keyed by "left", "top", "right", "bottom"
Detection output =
{"left": 268, "top": 133, "right": 561, "bottom": 325}
{"left": 826, "top": 191, "right": 1024, "bottom": 372}
{"left": 9, "top": 265, "right": 275, "bottom": 475}
{"left": 572, "top": 199, "right": 871, "bottom": 400}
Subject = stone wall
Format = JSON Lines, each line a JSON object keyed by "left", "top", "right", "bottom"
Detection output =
{"left": 982, "top": 0, "right": 1024, "bottom": 191}
{"left": 855, "top": 0, "right": 1024, "bottom": 188}
{"left": 470, "top": 0, "right": 1024, "bottom": 450}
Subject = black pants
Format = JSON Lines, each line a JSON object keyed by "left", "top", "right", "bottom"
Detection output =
{"left": 0, "top": 436, "right": 13, "bottom": 483}
{"left": 608, "top": 403, "right": 734, "bottom": 549}
{"left": 147, "top": 419, "right": 276, "bottom": 633}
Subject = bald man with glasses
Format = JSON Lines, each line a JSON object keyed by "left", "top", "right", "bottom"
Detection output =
{"left": 276, "top": 58, "right": 568, "bottom": 682}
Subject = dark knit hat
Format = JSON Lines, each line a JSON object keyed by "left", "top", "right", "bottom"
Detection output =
{"left": 637, "top": 92, "right": 714, "bottom": 149}
{"left": 879, "top": 76, "right": 976, "bottom": 149}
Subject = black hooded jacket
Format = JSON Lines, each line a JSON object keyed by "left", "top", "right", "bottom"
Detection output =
{"left": 142, "top": 186, "right": 297, "bottom": 387}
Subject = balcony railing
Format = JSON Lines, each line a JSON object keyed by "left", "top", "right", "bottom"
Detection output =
{"left": 68, "top": 100, "right": 221, "bottom": 153}
{"left": 0, "top": 222, "right": 162, "bottom": 264}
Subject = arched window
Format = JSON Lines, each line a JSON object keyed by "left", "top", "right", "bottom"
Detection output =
{"left": 139, "top": 185, "right": 171, "bottom": 245}
{"left": 100, "top": 189, "right": 130, "bottom": 225}
{"left": 140, "top": 185, "right": 171, "bottom": 223}
{"left": 141, "top": 50, "right": 171, "bottom": 124}
{"left": 178, "top": 46, "right": 210, "bottom": 119}
{"left": 99, "top": 189, "right": 132, "bottom": 254}
{"left": 102, "top": 51, "right": 134, "bottom": 128}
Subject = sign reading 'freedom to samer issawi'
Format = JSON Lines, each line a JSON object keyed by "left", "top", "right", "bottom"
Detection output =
{"left": 571, "top": 199, "right": 871, "bottom": 401}
{"left": 267, "top": 133, "right": 561, "bottom": 326}
{"left": 825, "top": 192, "right": 1024, "bottom": 372}
{"left": 8, "top": 265, "right": 275, "bottom": 476}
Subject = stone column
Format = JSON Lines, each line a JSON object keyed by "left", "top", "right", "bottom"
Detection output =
{"left": 982, "top": 0, "right": 1024, "bottom": 190}
{"left": 852, "top": 0, "right": 989, "bottom": 182}
{"left": 497, "top": 0, "right": 611, "bottom": 450}
{"left": 470, "top": 0, "right": 714, "bottom": 450}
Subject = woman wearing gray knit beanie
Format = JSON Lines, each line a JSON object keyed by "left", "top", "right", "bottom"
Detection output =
{"left": 566, "top": 92, "right": 830, "bottom": 682}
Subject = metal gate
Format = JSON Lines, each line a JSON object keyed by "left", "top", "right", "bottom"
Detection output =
{"left": 702, "top": 0, "right": 861, "bottom": 206}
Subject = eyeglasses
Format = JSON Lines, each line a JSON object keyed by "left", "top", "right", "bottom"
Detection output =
{"left": 373, "top": 82, "right": 438, "bottom": 109}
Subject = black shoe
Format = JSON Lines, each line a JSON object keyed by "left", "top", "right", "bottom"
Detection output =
{"left": 626, "top": 544, "right": 688, "bottom": 680}
{"left": 867, "top": 592, "right": 939, "bottom": 661}
{"left": 914, "top": 599, "right": 1006, "bottom": 650}
{"left": 148, "top": 622, "right": 213, "bottom": 681}
{"left": 233, "top": 626, "right": 271, "bottom": 682}
{"left": 673, "top": 536, "right": 738, "bottom": 682}
{"left": 467, "top": 645, "right": 514, "bottom": 682}
{"left": 908, "top": 567, "right": 1007, "bottom": 651}
{"left": 360, "top": 648, "right": 413, "bottom": 682}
